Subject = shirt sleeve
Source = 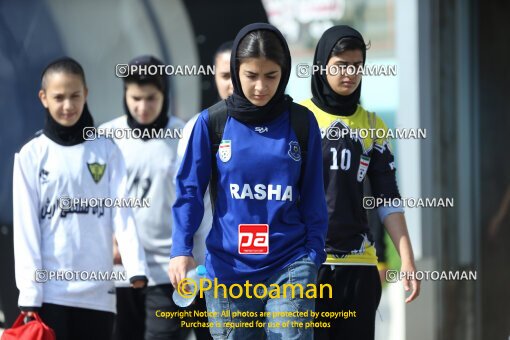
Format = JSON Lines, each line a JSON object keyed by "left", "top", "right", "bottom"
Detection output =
{"left": 13, "top": 151, "right": 43, "bottom": 308}
{"left": 299, "top": 111, "right": 329, "bottom": 268}
{"left": 377, "top": 206, "right": 405, "bottom": 223}
{"left": 171, "top": 111, "right": 212, "bottom": 258}
{"left": 108, "top": 141, "right": 148, "bottom": 281}
{"left": 367, "top": 117, "right": 402, "bottom": 205}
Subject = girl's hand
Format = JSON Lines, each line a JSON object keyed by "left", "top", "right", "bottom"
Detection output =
{"left": 401, "top": 263, "right": 421, "bottom": 303}
{"left": 113, "top": 237, "right": 122, "bottom": 265}
{"left": 131, "top": 279, "right": 146, "bottom": 289}
{"left": 168, "top": 256, "right": 196, "bottom": 290}
{"left": 21, "top": 311, "right": 35, "bottom": 318}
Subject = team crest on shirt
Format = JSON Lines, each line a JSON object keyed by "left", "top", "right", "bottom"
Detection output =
{"left": 219, "top": 140, "right": 231, "bottom": 162}
{"left": 87, "top": 163, "right": 106, "bottom": 183}
{"left": 287, "top": 141, "right": 301, "bottom": 162}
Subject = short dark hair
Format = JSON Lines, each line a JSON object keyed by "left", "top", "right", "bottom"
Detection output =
{"left": 236, "top": 30, "right": 286, "bottom": 71}
{"left": 41, "top": 57, "right": 86, "bottom": 90}
{"left": 215, "top": 40, "right": 233, "bottom": 59}
{"left": 123, "top": 55, "right": 167, "bottom": 93}
{"left": 330, "top": 37, "right": 371, "bottom": 62}
{"left": 213, "top": 40, "right": 233, "bottom": 67}
{"left": 124, "top": 74, "right": 166, "bottom": 93}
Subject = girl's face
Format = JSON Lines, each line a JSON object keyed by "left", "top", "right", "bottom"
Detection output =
{"left": 239, "top": 57, "right": 281, "bottom": 107}
{"left": 125, "top": 83, "right": 164, "bottom": 125}
{"left": 326, "top": 49, "right": 363, "bottom": 96}
{"left": 39, "top": 72, "right": 87, "bottom": 127}
{"left": 214, "top": 52, "right": 234, "bottom": 100}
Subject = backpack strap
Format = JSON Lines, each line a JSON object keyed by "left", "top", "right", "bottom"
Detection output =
{"left": 289, "top": 103, "right": 309, "bottom": 191}
{"left": 206, "top": 100, "right": 228, "bottom": 211}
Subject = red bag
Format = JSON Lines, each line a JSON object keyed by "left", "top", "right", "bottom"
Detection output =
{"left": 1, "top": 313, "right": 55, "bottom": 340}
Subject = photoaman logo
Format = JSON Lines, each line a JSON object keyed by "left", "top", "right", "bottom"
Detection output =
{"left": 176, "top": 277, "right": 333, "bottom": 300}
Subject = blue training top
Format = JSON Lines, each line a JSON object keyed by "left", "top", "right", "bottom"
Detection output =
{"left": 171, "top": 107, "right": 328, "bottom": 284}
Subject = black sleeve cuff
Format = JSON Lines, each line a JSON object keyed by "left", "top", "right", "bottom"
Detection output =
{"left": 19, "top": 306, "right": 41, "bottom": 312}
{"left": 129, "top": 275, "right": 148, "bottom": 285}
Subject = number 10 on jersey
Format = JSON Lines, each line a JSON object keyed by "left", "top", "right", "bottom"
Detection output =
{"left": 330, "top": 148, "right": 351, "bottom": 171}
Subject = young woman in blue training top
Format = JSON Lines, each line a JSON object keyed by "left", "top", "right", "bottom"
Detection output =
{"left": 168, "top": 23, "right": 328, "bottom": 340}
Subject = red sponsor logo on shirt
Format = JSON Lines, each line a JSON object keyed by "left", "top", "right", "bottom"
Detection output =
{"left": 238, "top": 224, "right": 269, "bottom": 254}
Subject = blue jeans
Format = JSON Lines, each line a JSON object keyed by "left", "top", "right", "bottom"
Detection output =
{"left": 204, "top": 255, "right": 318, "bottom": 340}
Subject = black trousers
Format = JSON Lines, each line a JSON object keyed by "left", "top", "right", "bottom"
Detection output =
{"left": 39, "top": 303, "right": 114, "bottom": 340}
{"left": 114, "top": 284, "right": 212, "bottom": 340}
{"left": 314, "top": 265, "right": 382, "bottom": 340}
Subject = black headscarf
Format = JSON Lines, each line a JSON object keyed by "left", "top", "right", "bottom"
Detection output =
{"left": 43, "top": 104, "right": 94, "bottom": 146}
{"left": 226, "top": 23, "right": 293, "bottom": 125}
{"left": 42, "top": 57, "right": 94, "bottom": 146}
{"left": 123, "top": 55, "right": 169, "bottom": 139}
{"left": 311, "top": 25, "right": 366, "bottom": 116}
